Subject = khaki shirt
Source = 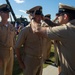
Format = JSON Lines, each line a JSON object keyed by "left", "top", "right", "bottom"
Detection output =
{"left": 15, "top": 23, "right": 51, "bottom": 59}
{"left": 15, "top": 24, "right": 44, "bottom": 57}
{"left": 47, "top": 19, "right": 75, "bottom": 75}
{"left": 0, "top": 23, "right": 15, "bottom": 48}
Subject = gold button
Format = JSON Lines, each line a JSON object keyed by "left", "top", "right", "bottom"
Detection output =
{"left": 10, "top": 47, "right": 12, "bottom": 50}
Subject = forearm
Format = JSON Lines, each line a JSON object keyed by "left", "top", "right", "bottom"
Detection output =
{"left": 15, "top": 48, "right": 25, "bottom": 69}
{"left": 16, "top": 48, "right": 23, "bottom": 64}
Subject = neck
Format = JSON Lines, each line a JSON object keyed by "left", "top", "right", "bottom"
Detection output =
{"left": 1, "top": 20, "right": 8, "bottom": 25}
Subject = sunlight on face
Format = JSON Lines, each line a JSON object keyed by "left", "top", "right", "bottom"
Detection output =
{"left": 58, "top": 14, "right": 65, "bottom": 25}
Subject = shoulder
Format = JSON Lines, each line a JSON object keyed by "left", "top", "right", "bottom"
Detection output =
{"left": 17, "top": 26, "right": 31, "bottom": 39}
{"left": 8, "top": 22, "right": 14, "bottom": 28}
{"left": 19, "top": 24, "right": 30, "bottom": 36}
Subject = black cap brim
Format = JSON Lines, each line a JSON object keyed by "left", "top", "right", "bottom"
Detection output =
{"left": 0, "top": 7, "right": 10, "bottom": 12}
{"left": 56, "top": 13, "right": 61, "bottom": 16}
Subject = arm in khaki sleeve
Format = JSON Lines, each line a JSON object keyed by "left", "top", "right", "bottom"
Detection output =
{"left": 43, "top": 16, "right": 59, "bottom": 27}
{"left": 15, "top": 28, "right": 28, "bottom": 70}
{"left": 15, "top": 48, "right": 25, "bottom": 70}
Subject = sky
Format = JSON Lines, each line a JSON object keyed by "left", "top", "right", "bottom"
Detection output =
{"left": 0, "top": 0, "right": 75, "bottom": 21}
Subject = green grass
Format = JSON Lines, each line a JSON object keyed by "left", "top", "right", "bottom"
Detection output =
{"left": 13, "top": 45, "right": 55, "bottom": 75}
{"left": 43, "top": 44, "right": 55, "bottom": 67}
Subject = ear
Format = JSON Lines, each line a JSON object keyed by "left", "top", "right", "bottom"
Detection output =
{"left": 64, "top": 14, "right": 68, "bottom": 20}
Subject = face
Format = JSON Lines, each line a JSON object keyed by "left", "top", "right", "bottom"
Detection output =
{"left": 57, "top": 13, "right": 68, "bottom": 25}
{"left": 0, "top": 11, "right": 10, "bottom": 21}
{"left": 57, "top": 13, "right": 65, "bottom": 25}
{"left": 34, "top": 15, "right": 43, "bottom": 23}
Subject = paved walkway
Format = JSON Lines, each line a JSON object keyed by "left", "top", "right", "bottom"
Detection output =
{"left": 42, "top": 65, "right": 58, "bottom": 75}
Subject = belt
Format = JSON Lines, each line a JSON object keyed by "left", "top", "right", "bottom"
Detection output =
{"left": 0, "top": 46, "right": 13, "bottom": 50}
{"left": 26, "top": 54, "right": 43, "bottom": 59}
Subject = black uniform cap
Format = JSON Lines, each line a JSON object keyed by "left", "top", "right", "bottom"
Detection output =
{"left": 0, "top": 4, "right": 10, "bottom": 12}
{"left": 26, "top": 6, "right": 43, "bottom": 16}
{"left": 45, "top": 14, "right": 51, "bottom": 19}
{"left": 56, "top": 3, "right": 75, "bottom": 16}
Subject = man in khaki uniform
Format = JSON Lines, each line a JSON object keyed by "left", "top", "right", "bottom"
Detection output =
{"left": 15, "top": 6, "right": 51, "bottom": 75}
{"left": 0, "top": 4, "right": 15, "bottom": 75}
{"left": 31, "top": 3, "right": 75, "bottom": 75}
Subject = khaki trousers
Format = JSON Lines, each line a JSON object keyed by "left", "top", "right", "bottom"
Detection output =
{"left": 23, "top": 55, "right": 43, "bottom": 75}
{"left": 0, "top": 48, "right": 14, "bottom": 75}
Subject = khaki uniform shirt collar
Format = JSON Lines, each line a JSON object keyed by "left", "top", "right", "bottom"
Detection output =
{"left": 67, "top": 19, "right": 75, "bottom": 26}
{"left": 0, "top": 23, "right": 8, "bottom": 27}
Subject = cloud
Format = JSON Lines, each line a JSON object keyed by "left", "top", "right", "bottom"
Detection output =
{"left": 14, "top": 0, "right": 24, "bottom": 4}
{"left": 19, "top": 10, "right": 30, "bottom": 21}
{"left": 19, "top": 10, "right": 26, "bottom": 14}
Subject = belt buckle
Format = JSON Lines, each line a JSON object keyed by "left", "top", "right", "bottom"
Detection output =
{"left": 10, "top": 47, "right": 12, "bottom": 51}
{"left": 39, "top": 54, "right": 43, "bottom": 59}
{"left": 39, "top": 57, "right": 42, "bottom": 59}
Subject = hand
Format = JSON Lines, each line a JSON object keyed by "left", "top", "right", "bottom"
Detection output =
{"left": 53, "top": 16, "right": 58, "bottom": 22}
{"left": 29, "top": 10, "right": 36, "bottom": 20}
{"left": 29, "top": 13, "right": 35, "bottom": 20}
